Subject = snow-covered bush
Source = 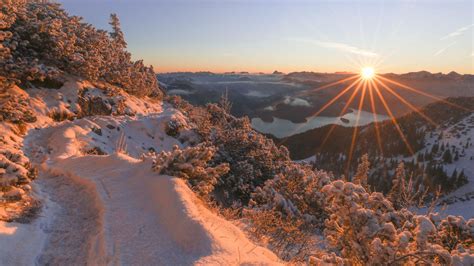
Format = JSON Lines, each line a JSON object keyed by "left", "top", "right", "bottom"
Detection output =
{"left": 152, "top": 144, "right": 229, "bottom": 196}
{"left": 165, "top": 114, "right": 188, "bottom": 137}
{"left": 77, "top": 87, "right": 129, "bottom": 117}
{"left": 0, "top": 150, "right": 35, "bottom": 188}
{"left": 243, "top": 209, "right": 314, "bottom": 261}
{"left": 320, "top": 180, "right": 473, "bottom": 264}
{"left": 434, "top": 215, "right": 474, "bottom": 253}
{"left": 200, "top": 104, "right": 291, "bottom": 205}
{"left": 0, "top": 140, "right": 38, "bottom": 222}
{"left": 250, "top": 163, "right": 331, "bottom": 225}
{"left": 0, "top": 91, "right": 36, "bottom": 124}
{"left": 1, "top": 1, "right": 163, "bottom": 98}
{"left": 245, "top": 164, "right": 332, "bottom": 260}
{"left": 388, "top": 161, "right": 427, "bottom": 209}
{"left": 48, "top": 106, "right": 76, "bottom": 122}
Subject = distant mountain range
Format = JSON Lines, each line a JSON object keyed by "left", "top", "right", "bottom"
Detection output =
{"left": 158, "top": 70, "right": 474, "bottom": 125}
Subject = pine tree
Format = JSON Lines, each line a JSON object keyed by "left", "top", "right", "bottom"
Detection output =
{"left": 388, "top": 161, "right": 406, "bottom": 208}
{"left": 431, "top": 143, "right": 439, "bottom": 154}
{"left": 353, "top": 153, "right": 370, "bottom": 190}
{"left": 451, "top": 168, "right": 458, "bottom": 183}
{"left": 218, "top": 89, "right": 232, "bottom": 114}
{"left": 109, "top": 13, "right": 127, "bottom": 48}
{"left": 442, "top": 149, "right": 453, "bottom": 163}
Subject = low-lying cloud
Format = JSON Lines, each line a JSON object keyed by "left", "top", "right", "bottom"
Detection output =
{"left": 283, "top": 96, "right": 311, "bottom": 107}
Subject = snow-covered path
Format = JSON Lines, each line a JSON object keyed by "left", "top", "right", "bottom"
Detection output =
{"left": 35, "top": 170, "right": 107, "bottom": 265}
{"left": 12, "top": 114, "right": 280, "bottom": 265}
{"left": 46, "top": 154, "right": 279, "bottom": 265}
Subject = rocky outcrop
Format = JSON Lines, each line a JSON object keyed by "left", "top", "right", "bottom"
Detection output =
{"left": 78, "top": 87, "right": 129, "bottom": 117}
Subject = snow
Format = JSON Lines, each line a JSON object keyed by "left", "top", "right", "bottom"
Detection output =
{"left": 415, "top": 113, "right": 474, "bottom": 218}
{"left": 0, "top": 183, "right": 57, "bottom": 265}
{"left": 252, "top": 109, "right": 389, "bottom": 138}
{"left": 0, "top": 97, "right": 280, "bottom": 264}
{"left": 0, "top": 220, "right": 47, "bottom": 265}
{"left": 42, "top": 154, "right": 279, "bottom": 264}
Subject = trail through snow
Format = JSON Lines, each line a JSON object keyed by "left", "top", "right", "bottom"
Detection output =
{"left": 15, "top": 113, "right": 280, "bottom": 265}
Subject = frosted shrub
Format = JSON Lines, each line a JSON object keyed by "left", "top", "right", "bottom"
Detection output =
{"left": 352, "top": 153, "right": 370, "bottom": 190}
{"left": 0, "top": 148, "right": 37, "bottom": 190}
{"left": 388, "top": 161, "right": 427, "bottom": 209}
{"left": 321, "top": 180, "right": 472, "bottom": 264}
{"left": 246, "top": 164, "right": 332, "bottom": 260}
{"left": 0, "top": 93, "right": 36, "bottom": 124}
{"left": 77, "top": 87, "right": 128, "bottom": 117}
{"left": 202, "top": 104, "right": 291, "bottom": 205}
{"left": 1, "top": 1, "right": 162, "bottom": 98}
{"left": 165, "top": 114, "right": 188, "bottom": 137}
{"left": 250, "top": 163, "right": 331, "bottom": 224}
{"left": 152, "top": 144, "right": 229, "bottom": 196}
{"left": 435, "top": 215, "right": 474, "bottom": 253}
{"left": 243, "top": 209, "right": 313, "bottom": 261}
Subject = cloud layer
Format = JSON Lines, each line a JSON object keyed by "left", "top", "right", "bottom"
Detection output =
{"left": 434, "top": 42, "right": 457, "bottom": 56}
{"left": 441, "top": 24, "right": 474, "bottom": 40}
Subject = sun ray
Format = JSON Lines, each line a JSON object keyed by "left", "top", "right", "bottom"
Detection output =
{"left": 374, "top": 79, "right": 437, "bottom": 126}
{"left": 311, "top": 78, "right": 362, "bottom": 119}
{"left": 377, "top": 75, "right": 472, "bottom": 112}
{"left": 320, "top": 80, "right": 365, "bottom": 148}
{"left": 280, "top": 78, "right": 362, "bottom": 145}
{"left": 346, "top": 80, "right": 368, "bottom": 177}
{"left": 367, "top": 81, "right": 384, "bottom": 156}
{"left": 302, "top": 75, "right": 359, "bottom": 95}
{"left": 371, "top": 79, "right": 414, "bottom": 155}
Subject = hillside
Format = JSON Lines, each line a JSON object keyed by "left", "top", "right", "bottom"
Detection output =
{"left": 277, "top": 97, "right": 474, "bottom": 216}
{"left": 0, "top": 84, "right": 279, "bottom": 264}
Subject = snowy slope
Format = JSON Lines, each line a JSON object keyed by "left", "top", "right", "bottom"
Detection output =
{"left": 1, "top": 77, "right": 280, "bottom": 265}
{"left": 419, "top": 113, "right": 474, "bottom": 217}
{"left": 44, "top": 154, "right": 279, "bottom": 265}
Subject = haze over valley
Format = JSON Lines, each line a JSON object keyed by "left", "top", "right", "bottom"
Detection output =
{"left": 160, "top": 71, "right": 474, "bottom": 138}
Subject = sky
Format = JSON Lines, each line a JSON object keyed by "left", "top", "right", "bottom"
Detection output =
{"left": 59, "top": 0, "right": 474, "bottom": 74}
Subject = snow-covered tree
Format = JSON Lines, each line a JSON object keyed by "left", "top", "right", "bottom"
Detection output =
{"left": 352, "top": 153, "right": 370, "bottom": 190}
{"left": 0, "top": 1, "right": 162, "bottom": 98}
{"left": 246, "top": 163, "right": 332, "bottom": 260}
{"left": 109, "top": 13, "right": 127, "bottom": 48}
{"left": 389, "top": 161, "right": 406, "bottom": 207}
{"left": 152, "top": 144, "right": 229, "bottom": 196}
{"left": 320, "top": 180, "right": 471, "bottom": 264}
{"left": 250, "top": 163, "right": 331, "bottom": 223}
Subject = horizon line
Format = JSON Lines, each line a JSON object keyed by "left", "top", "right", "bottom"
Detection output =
{"left": 155, "top": 70, "right": 474, "bottom": 76}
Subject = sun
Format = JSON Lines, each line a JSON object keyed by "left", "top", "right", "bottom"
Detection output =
{"left": 361, "top": 67, "right": 375, "bottom": 80}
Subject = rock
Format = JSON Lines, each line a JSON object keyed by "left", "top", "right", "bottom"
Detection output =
{"left": 92, "top": 127, "right": 102, "bottom": 136}
{"left": 78, "top": 95, "right": 113, "bottom": 116}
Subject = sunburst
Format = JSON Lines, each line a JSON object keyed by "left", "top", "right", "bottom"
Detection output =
{"left": 361, "top": 67, "right": 375, "bottom": 80}
{"left": 284, "top": 65, "right": 472, "bottom": 177}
